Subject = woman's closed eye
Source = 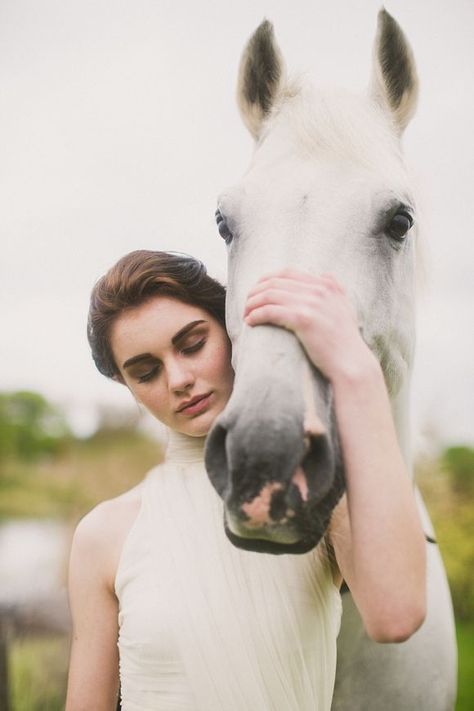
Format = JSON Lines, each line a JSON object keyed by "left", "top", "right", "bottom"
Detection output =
{"left": 137, "top": 364, "right": 161, "bottom": 383}
{"left": 135, "top": 340, "right": 206, "bottom": 382}
{"left": 180, "top": 338, "right": 206, "bottom": 356}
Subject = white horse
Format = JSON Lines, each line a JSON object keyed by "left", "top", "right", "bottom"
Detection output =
{"left": 205, "top": 9, "right": 457, "bottom": 710}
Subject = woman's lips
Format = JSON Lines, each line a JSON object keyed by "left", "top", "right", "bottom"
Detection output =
{"left": 177, "top": 393, "right": 213, "bottom": 417}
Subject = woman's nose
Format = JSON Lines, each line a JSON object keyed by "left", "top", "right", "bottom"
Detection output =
{"left": 167, "top": 359, "right": 195, "bottom": 393}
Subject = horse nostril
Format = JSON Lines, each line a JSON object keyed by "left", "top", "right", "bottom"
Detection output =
{"left": 269, "top": 488, "right": 288, "bottom": 521}
{"left": 204, "top": 421, "right": 230, "bottom": 499}
{"left": 302, "top": 432, "right": 335, "bottom": 503}
{"left": 285, "top": 484, "right": 301, "bottom": 511}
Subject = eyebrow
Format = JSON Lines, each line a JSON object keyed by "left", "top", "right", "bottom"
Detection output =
{"left": 122, "top": 319, "right": 207, "bottom": 370}
{"left": 171, "top": 319, "right": 206, "bottom": 346}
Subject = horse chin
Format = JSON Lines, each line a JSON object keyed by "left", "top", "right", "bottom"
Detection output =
{"left": 223, "top": 516, "right": 318, "bottom": 555}
{"left": 222, "top": 477, "right": 342, "bottom": 555}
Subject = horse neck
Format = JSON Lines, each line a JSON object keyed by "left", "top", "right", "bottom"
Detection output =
{"left": 389, "top": 372, "right": 413, "bottom": 477}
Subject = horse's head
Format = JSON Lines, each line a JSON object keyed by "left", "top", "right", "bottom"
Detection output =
{"left": 205, "top": 10, "right": 418, "bottom": 554}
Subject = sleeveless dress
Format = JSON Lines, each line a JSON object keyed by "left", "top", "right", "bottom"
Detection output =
{"left": 115, "top": 430, "right": 342, "bottom": 711}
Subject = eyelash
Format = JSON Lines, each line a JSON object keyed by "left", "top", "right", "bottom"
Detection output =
{"left": 136, "top": 339, "right": 206, "bottom": 383}
{"left": 181, "top": 339, "right": 206, "bottom": 355}
{"left": 138, "top": 366, "right": 161, "bottom": 383}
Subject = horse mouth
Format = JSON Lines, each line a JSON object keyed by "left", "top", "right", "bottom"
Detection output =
{"left": 222, "top": 467, "right": 322, "bottom": 554}
{"left": 223, "top": 514, "right": 317, "bottom": 555}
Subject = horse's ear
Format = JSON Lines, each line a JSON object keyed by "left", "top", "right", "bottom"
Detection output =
{"left": 237, "top": 19, "right": 286, "bottom": 139}
{"left": 370, "top": 8, "right": 418, "bottom": 134}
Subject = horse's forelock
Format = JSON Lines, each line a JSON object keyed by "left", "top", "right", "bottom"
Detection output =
{"left": 266, "top": 85, "right": 404, "bottom": 174}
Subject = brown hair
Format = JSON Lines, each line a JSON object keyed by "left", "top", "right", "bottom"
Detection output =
{"left": 87, "top": 250, "right": 227, "bottom": 381}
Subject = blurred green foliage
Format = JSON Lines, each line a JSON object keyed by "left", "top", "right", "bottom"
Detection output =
{"left": 456, "top": 623, "right": 474, "bottom": 711}
{"left": 0, "top": 391, "right": 71, "bottom": 465}
{"left": 417, "top": 444, "right": 474, "bottom": 624}
{"left": 9, "top": 636, "right": 68, "bottom": 711}
{"left": 436, "top": 505, "right": 474, "bottom": 622}
{"left": 442, "top": 446, "right": 474, "bottom": 497}
{"left": 0, "top": 394, "right": 161, "bottom": 521}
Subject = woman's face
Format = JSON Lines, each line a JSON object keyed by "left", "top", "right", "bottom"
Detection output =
{"left": 110, "top": 296, "right": 234, "bottom": 437}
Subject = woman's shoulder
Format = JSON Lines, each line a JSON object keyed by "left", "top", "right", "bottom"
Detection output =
{"left": 74, "top": 482, "right": 144, "bottom": 540}
{"left": 70, "top": 482, "right": 146, "bottom": 591}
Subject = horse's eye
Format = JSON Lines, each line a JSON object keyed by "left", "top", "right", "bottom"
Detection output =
{"left": 387, "top": 210, "right": 414, "bottom": 242}
{"left": 215, "top": 208, "right": 233, "bottom": 244}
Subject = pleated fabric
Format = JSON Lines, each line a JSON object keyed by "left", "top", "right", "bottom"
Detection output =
{"left": 116, "top": 430, "right": 341, "bottom": 711}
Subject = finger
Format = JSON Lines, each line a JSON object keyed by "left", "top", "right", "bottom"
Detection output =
{"left": 244, "top": 304, "right": 294, "bottom": 330}
{"left": 245, "top": 282, "right": 323, "bottom": 311}
{"left": 247, "top": 273, "right": 331, "bottom": 299}
{"left": 259, "top": 269, "right": 345, "bottom": 295}
{"left": 244, "top": 287, "right": 323, "bottom": 319}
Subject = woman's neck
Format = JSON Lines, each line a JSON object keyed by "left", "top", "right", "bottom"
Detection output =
{"left": 165, "top": 428, "right": 207, "bottom": 463}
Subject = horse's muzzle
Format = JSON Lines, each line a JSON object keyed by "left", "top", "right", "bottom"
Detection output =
{"left": 205, "top": 408, "right": 344, "bottom": 554}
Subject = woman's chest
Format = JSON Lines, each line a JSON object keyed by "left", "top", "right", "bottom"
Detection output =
{"left": 117, "top": 520, "right": 335, "bottom": 663}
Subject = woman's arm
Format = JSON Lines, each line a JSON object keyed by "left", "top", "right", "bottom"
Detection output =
{"left": 326, "top": 362, "right": 426, "bottom": 642}
{"left": 244, "top": 268, "right": 426, "bottom": 643}
{"left": 66, "top": 502, "right": 125, "bottom": 711}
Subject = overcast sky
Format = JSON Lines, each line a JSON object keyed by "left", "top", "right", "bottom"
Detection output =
{"left": 1, "top": 0, "right": 473, "bottom": 448}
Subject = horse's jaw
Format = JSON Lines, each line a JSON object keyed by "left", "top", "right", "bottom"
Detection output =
{"left": 388, "top": 370, "right": 414, "bottom": 473}
{"left": 204, "top": 325, "right": 345, "bottom": 554}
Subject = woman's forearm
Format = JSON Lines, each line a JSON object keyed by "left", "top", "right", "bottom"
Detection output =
{"left": 330, "top": 357, "right": 426, "bottom": 642}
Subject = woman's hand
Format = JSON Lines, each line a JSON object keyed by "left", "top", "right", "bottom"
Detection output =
{"left": 244, "top": 268, "right": 377, "bottom": 383}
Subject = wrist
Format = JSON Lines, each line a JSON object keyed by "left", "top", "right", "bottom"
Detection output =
{"left": 329, "top": 348, "right": 383, "bottom": 392}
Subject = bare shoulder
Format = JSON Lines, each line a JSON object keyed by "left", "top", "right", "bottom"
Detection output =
{"left": 70, "top": 481, "right": 145, "bottom": 591}
{"left": 74, "top": 483, "right": 144, "bottom": 538}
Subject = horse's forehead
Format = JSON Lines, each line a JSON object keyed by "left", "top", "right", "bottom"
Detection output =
{"left": 243, "top": 155, "right": 407, "bottom": 217}
{"left": 252, "top": 88, "right": 405, "bottom": 186}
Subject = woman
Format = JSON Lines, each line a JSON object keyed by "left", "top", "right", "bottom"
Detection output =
{"left": 66, "top": 250, "right": 426, "bottom": 711}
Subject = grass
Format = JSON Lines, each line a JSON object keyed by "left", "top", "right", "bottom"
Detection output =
{"left": 456, "top": 623, "right": 474, "bottom": 711}
{"left": 9, "top": 635, "right": 69, "bottom": 711}
{"left": 416, "top": 454, "right": 474, "bottom": 710}
{"left": 417, "top": 455, "right": 474, "bottom": 625}
{"left": 6, "top": 624, "right": 474, "bottom": 709}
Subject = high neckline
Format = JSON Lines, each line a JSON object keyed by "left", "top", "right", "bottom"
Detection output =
{"left": 165, "top": 429, "right": 207, "bottom": 463}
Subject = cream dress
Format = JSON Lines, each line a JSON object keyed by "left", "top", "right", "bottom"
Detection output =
{"left": 115, "top": 430, "right": 342, "bottom": 711}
